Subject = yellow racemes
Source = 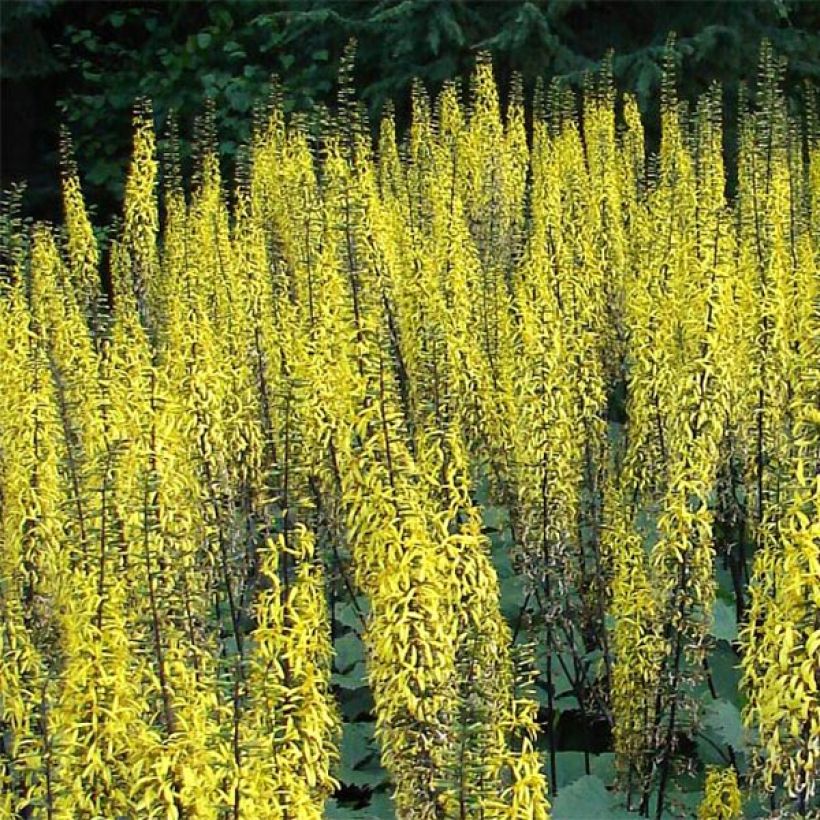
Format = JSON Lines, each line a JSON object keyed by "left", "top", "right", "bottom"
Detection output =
{"left": 1, "top": 46, "right": 816, "bottom": 818}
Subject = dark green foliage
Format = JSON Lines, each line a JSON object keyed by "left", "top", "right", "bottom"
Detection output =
{"left": 2, "top": 0, "right": 819, "bottom": 218}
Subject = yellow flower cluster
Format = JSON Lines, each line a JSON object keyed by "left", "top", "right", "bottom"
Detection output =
{"left": 698, "top": 766, "right": 742, "bottom": 820}
{"left": 741, "top": 459, "right": 819, "bottom": 807}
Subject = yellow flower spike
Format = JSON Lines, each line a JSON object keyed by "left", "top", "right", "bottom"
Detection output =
{"left": 698, "top": 767, "right": 742, "bottom": 820}
{"left": 120, "top": 99, "right": 160, "bottom": 324}
{"left": 59, "top": 127, "right": 100, "bottom": 324}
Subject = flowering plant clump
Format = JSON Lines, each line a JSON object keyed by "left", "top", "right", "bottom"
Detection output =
{"left": 0, "top": 40, "right": 817, "bottom": 820}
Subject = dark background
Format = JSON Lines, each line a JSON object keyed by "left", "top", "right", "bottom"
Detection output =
{"left": 2, "top": 0, "right": 818, "bottom": 222}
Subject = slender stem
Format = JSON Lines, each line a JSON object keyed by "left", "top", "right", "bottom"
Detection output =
{"left": 232, "top": 661, "right": 242, "bottom": 820}
{"left": 40, "top": 681, "right": 54, "bottom": 820}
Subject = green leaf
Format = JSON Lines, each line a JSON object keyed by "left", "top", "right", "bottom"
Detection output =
{"left": 109, "top": 12, "right": 126, "bottom": 28}
{"left": 197, "top": 31, "right": 212, "bottom": 49}
{"left": 547, "top": 652, "right": 578, "bottom": 704}
{"left": 336, "top": 597, "right": 369, "bottom": 633}
{"left": 703, "top": 698, "right": 746, "bottom": 752}
{"left": 482, "top": 504, "right": 507, "bottom": 532}
{"left": 338, "top": 685, "right": 374, "bottom": 721}
{"left": 710, "top": 598, "right": 737, "bottom": 642}
{"left": 499, "top": 570, "right": 525, "bottom": 623}
{"left": 741, "top": 793, "right": 772, "bottom": 819}
{"left": 493, "top": 542, "right": 515, "bottom": 579}
{"left": 695, "top": 732, "right": 729, "bottom": 766}
{"left": 347, "top": 757, "right": 389, "bottom": 789}
{"left": 473, "top": 474, "right": 490, "bottom": 505}
{"left": 363, "top": 792, "right": 395, "bottom": 818}
{"left": 707, "top": 644, "right": 743, "bottom": 702}
{"left": 333, "top": 660, "right": 367, "bottom": 690}
{"left": 337, "top": 720, "right": 388, "bottom": 789}
{"left": 325, "top": 791, "right": 395, "bottom": 818}
{"left": 552, "top": 775, "right": 633, "bottom": 819}
{"left": 324, "top": 799, "right": 360, "bottom": 819}
{"left": 553, "top": 753, "right": 615, "bottom": 788}
{"left": 339, "top": 721, "right": 375, "bottom": 774}
{"left": 225, "top": 85, "right": 251, "bottom": 112}
{"left": 665, "top": 788, "right": 707, "bottom": 817}
{"left": 335, "top": 632, "right": 364, "bottom": 672}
